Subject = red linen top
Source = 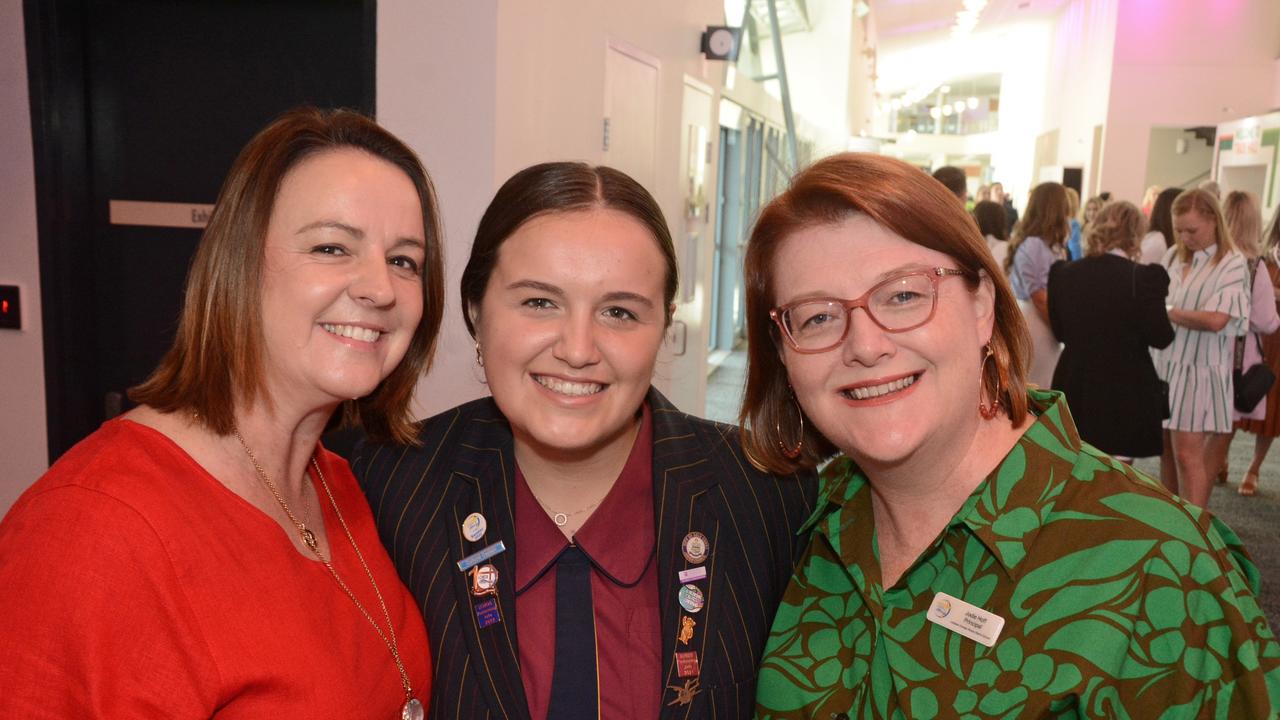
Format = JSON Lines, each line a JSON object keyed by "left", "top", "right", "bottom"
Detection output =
{"left": 0, "top": 419, "right": 431, "bottom": 719}
{"left": 514, "top": 405, "right": 661, "bottom": 719}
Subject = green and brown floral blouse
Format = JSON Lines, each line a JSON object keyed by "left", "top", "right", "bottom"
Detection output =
{"left": 756, "top": 390, "right": 1280, "bottom": 718}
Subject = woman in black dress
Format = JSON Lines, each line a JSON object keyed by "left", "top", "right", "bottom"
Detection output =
{"left": 1049, "top": 201, "right": 1175, "bottom": 460}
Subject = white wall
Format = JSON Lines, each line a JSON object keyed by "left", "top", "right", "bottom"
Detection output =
{"left": 1044, "top": 0, "right": 1117, "bottom": 199}
{"left": 989, "top": 20, "right": 1053, "bottom": 207}
{"left": 378, "top": 0, "right": 500, "bottom": 417}
{"left": 493, "top": 0, "right": 728, "bottom": 413}
{"left": 0, "top": 3, "right": 48, "bottom": 513}
{"left": 1099, "top": 0, "right": 1280, "bottom": 204}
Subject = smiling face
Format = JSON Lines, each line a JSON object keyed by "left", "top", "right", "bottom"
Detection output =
{"left": 474, "top": 208, "right": 668, "bottom": 463}
{"left": 772, "top": 213, "right": 995, "bottom": 468}
{"left": 258, "top": 148, "right": 426, "bottom": 415}
{"left": 1174, "top": 208, "right": 1217, "bottom": 252}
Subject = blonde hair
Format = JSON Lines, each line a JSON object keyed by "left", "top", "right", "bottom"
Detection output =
{"left": 1086, "top": 201, "right": 1146, "bottom": 258}
{"left": 1223, "top": 190, "right": 1262, "bottom": 258}
{"left": 1171, "top": 188, "right": 1235, "bottom": 265}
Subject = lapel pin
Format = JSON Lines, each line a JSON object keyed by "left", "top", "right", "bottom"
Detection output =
{"left": 474, "top": 598, "right": 502, "bottom": 629}
{"left": 666, "top": 677, "right": 701, "bottom": 706}
{"left": 678, "top": 584, "right": 705, "bottom": 613}
{"left": 674, "top": 651, "right": 701, "bottom": 679}
{"left": 678, "top": 566, "right": 707, "bottom": 583}
{"left": 458, "top": 540, "right": 507, "bottom": 572}
{"left": 681, "top": 532, "right": 709, "bottom": 564}
{"left": 461, "top": 512, "right": 487, "bottom": 542}
{"left": 678, "top": 616, "right": 696, "bottom": 645}
{"left": 470, "top": 563, "right": 499, "bottom": 596}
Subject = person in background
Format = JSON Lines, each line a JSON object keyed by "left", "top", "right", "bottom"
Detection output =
{"left": 1141, "top": 184, "right": 1162, "bottom": 217}
{"left": 973, "top": 199, "right": 1009, "bottom": 268}
{"left": 932, "top": 165, "right": 968, "bottom": 205}
{"left": 0, "top": 108, "right": 441, "bottom": 717}
{"left": 352, "top": 161, "right": 816, "bottom": 717}
{"left": 1154, "top": 188, "right": 1250, "bottom": 509}
{"left": 1065, "top": 187, "right": 1083, "bottom": 260}
{"left": 975, "top": 184, "right": 992, "bottom": 203}
{"left": 1049, "top": 201, "right": 1173, "bottom": 461}
{"left": 739, "top": 152, "right": 1280, "bottom": 718}
{"left": 1237, "top": 207, "right": 1280, "bottom": 496}
{"left": 992, "top": 181, "right": 1019, "bottom": 235}
{"left": 1140, "top": 187, "right": 1182, "bottom": 264}
{"left": 1209, "top": 191, "right": 1280, "bottom": 493}
{"left": 1005, "top": 182, "right": 1071, "bottom": 387}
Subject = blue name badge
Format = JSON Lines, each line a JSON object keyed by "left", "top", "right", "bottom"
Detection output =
{"left": 475, "top": 598, "right": 502, "bottom": 628}
{"left": 457, "top": 540, "right": 507, "bottom": 572}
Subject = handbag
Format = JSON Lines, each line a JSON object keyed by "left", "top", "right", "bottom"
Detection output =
{"left": 1235, "top": 331, "right": 1275, "bottom": 412}
{"left": 1233, "top": 258, "right": 1276, "bottom": 413}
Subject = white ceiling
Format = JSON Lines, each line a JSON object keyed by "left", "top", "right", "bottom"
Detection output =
{"left": 872, "top": 0, "right": 1071, "bottom": 96}
{"left": 875, "top": 0, "right": 1070, "bottom": 45}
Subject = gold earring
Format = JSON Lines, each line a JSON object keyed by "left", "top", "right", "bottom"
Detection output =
{"left": 475, "top": 342, "right": 484, "bottom": 368}
{"left": 778, "top": 390, "right": 805, "bottom": 460}
{"left": 979, "top": 343, "right": 1002, "bottom": 420}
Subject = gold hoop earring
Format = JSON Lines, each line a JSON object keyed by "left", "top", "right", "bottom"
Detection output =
{"left": 979, "top": 343, "right": 1002, "bottom": 420}
{"left": 779, "top": 391, "right": 805, "bottom": 460}
{"left": 475, "top": 342, "right": 484, "bottom": 368}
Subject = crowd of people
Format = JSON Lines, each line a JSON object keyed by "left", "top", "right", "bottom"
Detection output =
{"left": 947, "top": 165, "right": 1280, "bottom": 511}
{"left": 0, "top": 112, "right": 1277, "bottom": 717}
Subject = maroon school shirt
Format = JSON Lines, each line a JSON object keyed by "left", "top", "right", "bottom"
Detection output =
{"left": 514, "top": 404, "right": 661, "bottom": 719}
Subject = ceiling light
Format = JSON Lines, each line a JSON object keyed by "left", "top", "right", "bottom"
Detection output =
{"left": 953, "top": 100, "right": 966, "bottom": 112}
{"left": 967, "top": 96, "right": 979, "bottom": 109}
{"left": 942, "top": 106, "right": 953, "bottom": 116}
{"left": 929, "top": 107, "right": 942, "bottom": 119}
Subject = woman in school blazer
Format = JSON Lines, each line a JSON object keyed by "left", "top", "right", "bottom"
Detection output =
{"left": 353, "top": 162, "right": 816, "bottom": 719}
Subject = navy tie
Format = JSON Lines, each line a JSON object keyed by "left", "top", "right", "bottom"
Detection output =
{"left": 547, "top": 544, "right": 598, "bottom": 718}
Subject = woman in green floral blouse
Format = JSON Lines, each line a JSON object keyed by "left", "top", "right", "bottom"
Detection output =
{"left": 740, "top": 153, "right": 1280, "bottom": 718}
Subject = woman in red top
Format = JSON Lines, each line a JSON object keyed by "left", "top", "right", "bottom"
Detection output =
{"left": 0, "top": 108, "right": 442, "bottom": 719}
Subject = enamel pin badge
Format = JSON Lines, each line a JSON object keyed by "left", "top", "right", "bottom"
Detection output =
{"left": 681, "top": 532, "right": 709, "bottom": 564}
{"left": 678, "top": 616, "right": 696, "bottom": 645}
{"left": 469, "top": 563, "right": 498, "bottom": 597}
{"left": 667, "top": 678, "right": 701, "bottom": 706}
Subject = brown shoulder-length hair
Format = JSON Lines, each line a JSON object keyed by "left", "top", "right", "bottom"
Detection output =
{"left": 1004, "top": 182, "right": 1070, "bottom": 273}
{"left": 129, "top": 107, "right": 445, "bottom": 444}
{"left": 460, "top": 161, "right": 678, "bottom": 334}
{"left": 1086, "top": 201, "right": 1146, "bottom": 258}
{"left": 740, "top": 152, "right": 1032, "bottom": 474}
{"left": 1172, "top": 188, "right": 1235, "bottom": 265}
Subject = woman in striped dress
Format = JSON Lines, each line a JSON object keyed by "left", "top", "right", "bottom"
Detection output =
{"left": 1155, "top": 188, "right": 1250, "bottom": 508}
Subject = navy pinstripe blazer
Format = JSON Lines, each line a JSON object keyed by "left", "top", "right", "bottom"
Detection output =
{"left": 351, "top": 388, "right": 816, "bottom": 719}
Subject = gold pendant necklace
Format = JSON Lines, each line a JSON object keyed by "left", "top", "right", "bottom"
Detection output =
{"left": 233, "top": 430, "right": 424, "bottom": 720}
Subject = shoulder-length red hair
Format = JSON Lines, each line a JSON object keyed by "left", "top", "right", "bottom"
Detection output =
{"left": 739, "top": 152, "right": 1031, "bottom": 473}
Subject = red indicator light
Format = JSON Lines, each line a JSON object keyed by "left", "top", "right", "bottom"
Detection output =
{"left": 1, "top": 300, "right": 7, "bottom": 313}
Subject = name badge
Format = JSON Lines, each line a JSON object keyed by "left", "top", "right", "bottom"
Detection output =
{"left": 926, "top": 592, "right": 1005, "bottom": 647}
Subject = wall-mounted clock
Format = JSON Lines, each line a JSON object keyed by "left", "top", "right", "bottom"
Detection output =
{"left": 700, "top": 26, "right": 742, "bottom": 61}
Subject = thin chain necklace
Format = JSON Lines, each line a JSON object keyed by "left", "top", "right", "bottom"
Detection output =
{"left": 232, "top": 429, "right": 424, "bottom": 720}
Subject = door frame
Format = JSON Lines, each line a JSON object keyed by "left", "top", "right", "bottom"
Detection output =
{"left": 22, "top": 0, "right": 377, "bottom": 460}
